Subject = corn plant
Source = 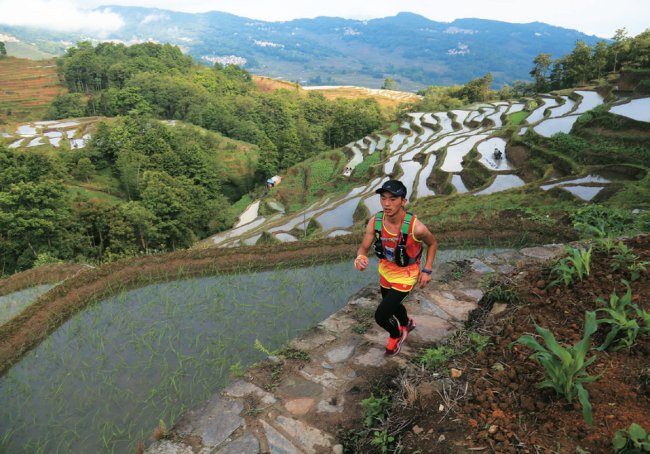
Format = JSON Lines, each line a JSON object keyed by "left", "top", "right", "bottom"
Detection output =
{"left": 548, "top": 258, "right": 576, "bottom": 287}
{"left": 578, "top": 220, "right": 616, "bottom": 255}
{"left": 513, "top": 311, "right": 603, "bottom": 428}
{"left": 565, "top": 246, "right": 592, "bottom": 280}
{"left": 612, "top": 242, "right": 638, "bottom": 271}
{"left": 596, "top": 280, "right": 644, "bottom": 351}
{"left": 629, "top": 261, "right": 650, "bottom": 282}
{"left": 613, "top": 423, "right": 650, "bottom": 453}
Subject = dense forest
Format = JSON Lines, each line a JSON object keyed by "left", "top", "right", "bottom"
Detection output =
{"left": 47, "top": 41, "right": 386, "bottom": 174}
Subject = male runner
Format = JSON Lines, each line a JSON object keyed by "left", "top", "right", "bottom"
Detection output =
{"left": 354, "top": 180, "right": 438, "bottom": 357}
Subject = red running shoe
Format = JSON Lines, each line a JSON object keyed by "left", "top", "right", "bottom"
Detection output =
{"left": 405, "top": 318, "right": 417, "bottom": 333}
{"left": 384, "top": 327, "right": 408, "bottom": 357}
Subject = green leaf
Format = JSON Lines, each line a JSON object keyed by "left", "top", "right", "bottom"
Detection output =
{"left": 629, "top": 423, "right": 647, "bottom": 441}
{"left": 576, "top": 384, "right": 593, "bottom": 428}
{"left": 514, "top": 335, "right": 548, "bottom": 353}
{"left": 535, "top": 323, "right": 572, "bottom": 366}
{"left": 612, "top": 431, "right": 627, "bottom": 451}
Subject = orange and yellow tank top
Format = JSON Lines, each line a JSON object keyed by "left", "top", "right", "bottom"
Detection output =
{"left": 376, "top": 212, "right": 422, "bottom": 286}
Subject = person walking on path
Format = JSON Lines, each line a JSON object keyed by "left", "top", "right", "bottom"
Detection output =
{"left": 354, "top": 180, "right": 438, "bottom": 357}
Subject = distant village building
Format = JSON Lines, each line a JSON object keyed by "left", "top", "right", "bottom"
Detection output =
{"left": 202, "top": 55, "right": 248, "bottom": 66}
{"left": 0, "top": 34, "right": 20, "bottom": 43}
{"left": 267, "top": 176, "right": 282, "bottom": 189}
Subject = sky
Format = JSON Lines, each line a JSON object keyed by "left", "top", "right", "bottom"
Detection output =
{"left": 0, "top": 0, "right": 648, "bottom": 39}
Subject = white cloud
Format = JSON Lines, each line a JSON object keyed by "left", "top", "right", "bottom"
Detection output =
{"left": 0, "top": 0, "right": 124, "bottom": 37}
{"left": 142, "top": 13, "right": 169, "bottom": 24}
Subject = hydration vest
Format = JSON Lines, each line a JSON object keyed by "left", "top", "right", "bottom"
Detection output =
{"left": 373, "top": 211, "right": 422, "bottom": 267}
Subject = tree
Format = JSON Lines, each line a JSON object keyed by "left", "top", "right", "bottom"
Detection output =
{"left": 0, "top": 42, "right": 6, "bottom": 57}
{"left": 530, "top": 53, "right": 552, "bottom": 93}
{"left": 72, "top": 158, "right": 95, "bottom": 183}
{"left": 258, "top": 135, "right": 280, "bottom": 178}
{"left": 611, "top": 28, "right": 630, "bottom": 73}
{"left": 121, "top": 201, "right": 158, "bottom": 250}
{"left": 592, "top": 41, "right": 608, "bottom": 79}
{"left": 74, "top": 198, "right": 136, "bottom": 260}
{"left": 461, "top": 73, "right": 494, "bottom": 102}
{"left": 43, "top": 93, "right": 85, "bottom": 120}
{"left": 498, "top": 83, "right": 511, "bottom": 100}
{"left": 381, "top": 78, "right": 397, "bottom": 90}
{"left": 0, "top": 146, "right": 72, "bottom": 272}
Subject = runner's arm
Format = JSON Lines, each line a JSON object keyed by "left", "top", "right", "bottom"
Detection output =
{"left": 413, "top": 219, "right": 437, "bottom": 287}
{"left": 355, "top": 215, "right": 377, "bottom": 271}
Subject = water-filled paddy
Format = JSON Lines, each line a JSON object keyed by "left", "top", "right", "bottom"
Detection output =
{"left": 211, "top": 217, "right": 266, "bottom": 244}
{"left": 573, "top": 91, "right": 604, "bottom": 114}
{"left": 427, "top": 135, "right": 461, "bottom": 153}
{"left": 525, "top": 98, "right": 558, "bottom": 125}
{"left": 0, "top": 285, "right": 55, "bottom": 325}
{"left": 243, "top": 234, "right": 262, "bottom": 245}
{"left": 55, "top": 122, "right": 80, "bottom": 129}
{"left": 17, "top": 125, "right": 38, "bottom": 136}
{"left": 440, "top": 134, "right": 488, "bottom": 172}
{"left": 540, "top": 170, "right": 633, "bottom": 190}
{"left": 268, "top": 201, "right": 285, "bottom": 213}
{"left": 26, "top": 138, "right": 44, "bottom": 147}
{"left": 316, "top": 196, "right": 362, "bottom": 231}
{"left": 475, "top": 175, "right": 526, "bottom": 195}
{"left": 506, "top": 104, "right": 525, "bottom": 114}
{"left": 385, "top": 155, "right": 401, "bottom": 174}
{"left": 452, "top": 175, "right": 469, "bottom": 194}
{"left": 415, "top": 156, "right": 436, "bottom": 199}
{"left": 548, "top": 96, "right": 576, "bottom": 118}
{"left": 387, "top": 133, "right": 407, "bottom": 153}
{"left": 235, "top": 201, "right": 260, "bottom": 227}
{"left": 563, "top": 186, "right": 605, "bottom": 200}
{"left": 275, "top": 233, "right": 298, "bottom": 242}
{"left": 533, "top": 115, "right": 580, "bottom": 138}
{"left": 398, "top": 161, "right": 423, "bottom": 197}
{"left": 610, "top": 97, "right": 650, "bottom": 122}
{"left": 477, "top": 138, "right": 515, "bottom": 171}
{"left": 327, "top": 230, "right": 352, "bottom": 237}
{"left": 433, "top": 114, "right": 454, "bottom": 136}
{"left": 0, "top": 262, "right": 382, "bottom": 453}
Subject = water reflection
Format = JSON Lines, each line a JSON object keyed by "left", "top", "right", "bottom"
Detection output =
{"left": 533, "top": 115, "right": 580, "bottom": 138}
{"left": 474, "top": 175, "right": 526, "bottom": 195}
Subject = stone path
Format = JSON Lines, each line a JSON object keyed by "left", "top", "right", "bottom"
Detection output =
{"left": 145, "top": 244, "right": 571, "bottom": 454}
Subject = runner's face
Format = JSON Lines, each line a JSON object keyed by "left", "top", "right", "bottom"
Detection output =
{"left": 380, "top": 192, "right": 406, "bottom": 216}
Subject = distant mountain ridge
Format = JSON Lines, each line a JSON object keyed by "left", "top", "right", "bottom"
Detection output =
{"left": 1, "top": 8, "right": 606, "bottom": 90}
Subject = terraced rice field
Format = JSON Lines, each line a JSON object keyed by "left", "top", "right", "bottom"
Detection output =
{"left": 199, "top": 89, "right": 641, "bottom": 249}
{"left": 0, "top": 57, "right": 66, "bottom": 119}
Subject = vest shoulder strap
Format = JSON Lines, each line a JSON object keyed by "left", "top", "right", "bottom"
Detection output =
{"left": 400, "top": 212, "right": 414, "bottom": 235}
{"left": 374, "top": 212, "right": 383, "bottom": 237}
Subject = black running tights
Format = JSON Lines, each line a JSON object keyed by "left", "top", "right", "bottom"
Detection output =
{"left": 375, "top": 286, "right": 410, "bottom": 339}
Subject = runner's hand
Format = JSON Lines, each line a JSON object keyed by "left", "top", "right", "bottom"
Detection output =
{"left": 355, "top": 255, "right": 369, "bottom": 271}
{"left": 418, "top": 271, "right": 431, "bottom": 289}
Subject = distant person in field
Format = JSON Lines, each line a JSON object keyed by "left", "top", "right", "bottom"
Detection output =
{"left": 494, "top": 148, "right": 502, "bottom": 159}
{"left": 354, "top": 180, "right": 437, "bottom": 357}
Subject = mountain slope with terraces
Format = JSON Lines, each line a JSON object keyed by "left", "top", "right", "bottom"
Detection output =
{"left": 0, "top": 57, "right": 66, "bottom": 120}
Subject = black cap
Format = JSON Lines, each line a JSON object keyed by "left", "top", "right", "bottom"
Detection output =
{"left": 375, "top": 179, "right": 407, "bottom": 198}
